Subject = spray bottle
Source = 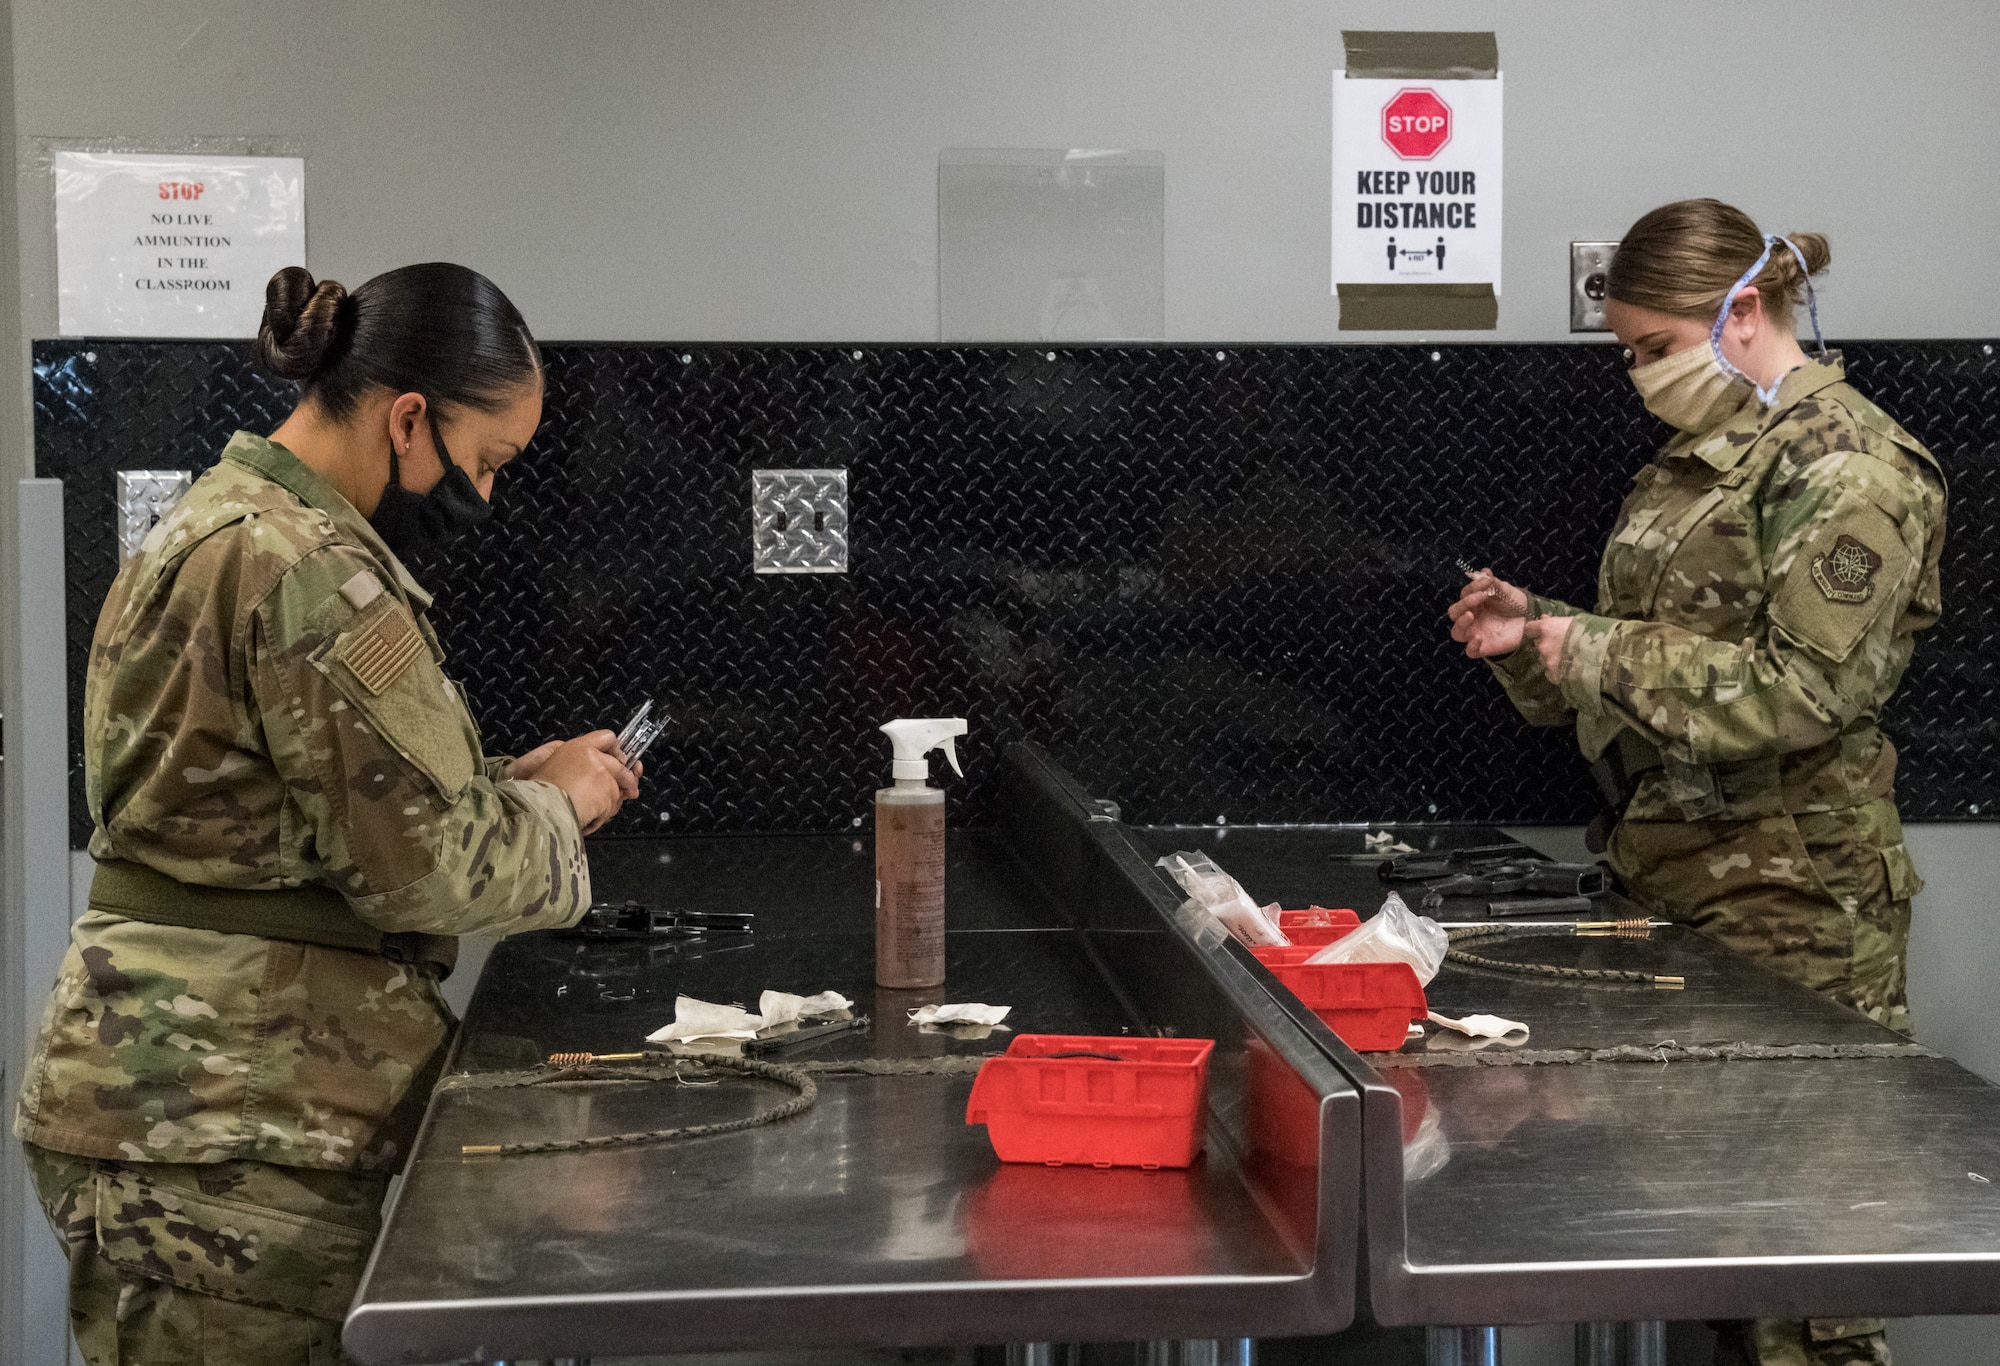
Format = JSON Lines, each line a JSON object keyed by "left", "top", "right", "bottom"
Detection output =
{"left": 875, "top": 718, "right": 967, "bottom": 989}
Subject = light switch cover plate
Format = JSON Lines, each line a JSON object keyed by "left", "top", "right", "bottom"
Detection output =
{"left": 1570, "top": 242, "right": 1617, "bottom": 333}
{"left": 751, "top": 468, "right": 849, "bottom": 573}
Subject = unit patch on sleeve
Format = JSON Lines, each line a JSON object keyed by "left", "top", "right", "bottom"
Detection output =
{"left": 338, "top": 609, "right": 425, "bottom": 695}
{"left": 1810, "top": 534, "right": 1884, "bottom": 604}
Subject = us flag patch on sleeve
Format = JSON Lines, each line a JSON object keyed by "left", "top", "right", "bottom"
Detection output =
{"left": 338, "top": 609, "right": 425, "bottom": 694}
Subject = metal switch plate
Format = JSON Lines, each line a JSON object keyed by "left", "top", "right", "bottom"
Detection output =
{"left": 751, "top": 468, "right": 848, "bottom": 573}
{"left": 115, "top": 469, "right": 193, "bottom": 561}
{"left": 1570, "top": 242, "right": 1617, "bottom": 333}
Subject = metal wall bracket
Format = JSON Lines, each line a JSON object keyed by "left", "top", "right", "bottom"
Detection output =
{"left": 750, "top": 468, "right": 848, "bottom": 574}
{"left": 115, "top": 469, "right": 192, "bottom": 561}
{"left": 1570, "top": 242, "right": 1618, "bottom": 333}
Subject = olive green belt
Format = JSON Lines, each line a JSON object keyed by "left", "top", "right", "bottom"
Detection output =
{"left": 88, "top": 859, "right": 457, "bottom": 973}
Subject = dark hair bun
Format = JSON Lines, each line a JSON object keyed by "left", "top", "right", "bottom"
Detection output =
{"left": 257, "top": 266, "right": 350, "bottom": 381}
{"left": 255, "top": 261, "right": 540, "bottom": 420}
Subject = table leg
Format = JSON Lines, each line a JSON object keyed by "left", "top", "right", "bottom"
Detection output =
{"left": 1578, "top": 1322, "right": 1619, "bottom": 1364}
{"left": 1427, "top": 1325, "right": 1501, "bottom": 1366}
{"left": 1143, "top": 1340, "right": 1257, "bottom": 1366}
{"left": 1010, "top": 1345, "right": 1086, "bottom": 1366}
{"left": 1576, "top": 1321, "right": 1666, "bottom": 1365}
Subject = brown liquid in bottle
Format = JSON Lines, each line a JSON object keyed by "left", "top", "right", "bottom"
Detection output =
{"left": 876, "top": 786, "right": 945, "bottom": 988}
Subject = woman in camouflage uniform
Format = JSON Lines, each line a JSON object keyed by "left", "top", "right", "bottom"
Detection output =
{"left": 1449, "top": 201, "right": 1946, "bottom": 1366}
{"left": 16, "top": 263, "right": 640, "bottom": 1364}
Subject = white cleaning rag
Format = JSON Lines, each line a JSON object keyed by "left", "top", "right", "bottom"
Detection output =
{"left": 907, "top": 1003, "right": 1011, "bottom": 1027}
{"left": 646, "top": 990, "right": 854, "bottom": 1043}
{"left": 758, "top": 989, "right": 854, "bottom": 1028}
{"left": 647, "top": 996, "right": 763, "bottom": 1043}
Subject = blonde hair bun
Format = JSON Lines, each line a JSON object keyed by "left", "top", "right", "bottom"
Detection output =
{"left": 1607, "top": 200, "right": 1828, "bottom": 327}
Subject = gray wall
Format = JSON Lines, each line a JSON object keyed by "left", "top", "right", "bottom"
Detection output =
{"left": 2, "top": 3, "right": 1998, "bottom": 1364}
{"left": 7, "top": 0, "right": 2000, "bottom": 358}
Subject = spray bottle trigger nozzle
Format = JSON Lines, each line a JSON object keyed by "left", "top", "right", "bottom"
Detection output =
{"left": 880, "top": 717, "right": 969, "bottom": 782}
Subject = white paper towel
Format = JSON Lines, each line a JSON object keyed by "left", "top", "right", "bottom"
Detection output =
{"left": 647, "top": 989, "right": 854, "bottom": 1043}
{"left": 647, "top": 996, "right": 763, "bottom": 1043}
{"left": 907, "top": 1003, "right": 1011, "bottom": 1027}
{"left": 758, "top": 989, "right": 854, "bottom": 1028}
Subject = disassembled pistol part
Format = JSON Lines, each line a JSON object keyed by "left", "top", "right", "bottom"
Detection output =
{"left": 1487, "top": 895, "right": 1596, "bottom": 917}
{"left": 616, "top": 699, "right": 668, "bottom": 771}
{"left": 742, "top": 1015, "right": 869, "bottom": 1055}
{"left": 560, "top": 900, "right": 755, "bottom": 941}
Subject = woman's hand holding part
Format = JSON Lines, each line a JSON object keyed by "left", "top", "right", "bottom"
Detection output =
{"left": 509, "top": 740, "right": 563, "bottom": 781}
{"left": 537, "top": 730, "right": 642, "bottom": 835}
{"left": 1448, "top": 568, "right": 1533, "bottom": 659}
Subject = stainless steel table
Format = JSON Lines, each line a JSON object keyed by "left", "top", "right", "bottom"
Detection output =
{"left": 1118, "top": 824, "right": 2000, "bottom": 1333}
{"left": 344, "top": 748, "right": 1358, "bottom": 1364}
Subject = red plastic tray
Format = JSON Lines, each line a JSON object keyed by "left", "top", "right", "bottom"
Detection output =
{"left": 1275, "top": 906, "right": 1360, "bottom": 946}
{"left": 1249, "top": 946, "right": 1426, "bottom": 1051}
{"left": 965, "top": 1033, "right": 1214, "bottom": 1169}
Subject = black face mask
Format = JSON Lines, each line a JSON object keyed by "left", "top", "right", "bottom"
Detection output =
{"left": 369, "top": 409, "right": 493, "bottom": 559}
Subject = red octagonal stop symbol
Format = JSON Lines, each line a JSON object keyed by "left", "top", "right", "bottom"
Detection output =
{"left": 1381, "top": 87, "right": 1452, "bottom": 160}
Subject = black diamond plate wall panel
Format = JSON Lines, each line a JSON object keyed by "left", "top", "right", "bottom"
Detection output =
{"left": 36, "top": 340, "right": 2000, "bottom": 843}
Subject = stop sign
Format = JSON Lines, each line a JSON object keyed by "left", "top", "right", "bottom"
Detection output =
{"left": 1381, "top": 87, "right": 1452, "bottom": 160}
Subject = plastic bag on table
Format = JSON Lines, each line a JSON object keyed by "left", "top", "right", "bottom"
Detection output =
{"left": 1303, "top": 890, "right": 1447, "bottom": 984}
{"left": 1157, "top": 850, "right": 1289, "bottom": 948}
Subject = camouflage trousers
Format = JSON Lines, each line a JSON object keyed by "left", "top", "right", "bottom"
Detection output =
{"left": 1715, "top": 1316, "right": 1893, "bottom": 1366}
{"left": 1608, "top": 796, "right": 1920, "bottom": 1034}
{"left": 25, "top": 1143, "right": 387, "bottom": 1366}
{"left": 1611, "top": 796, "right": 1915, "bottom": 1366}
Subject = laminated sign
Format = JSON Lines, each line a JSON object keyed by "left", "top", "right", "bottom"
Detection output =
{"left": 1331, "top": 32, "right": 1502, "bottom": 330}
{"left": 56, "top": 151, "right": 305, "bottom": 338}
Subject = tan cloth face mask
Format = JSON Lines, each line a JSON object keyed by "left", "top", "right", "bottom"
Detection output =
{"left": 1628, "top": 338, "right": 1752, "bottom": 433}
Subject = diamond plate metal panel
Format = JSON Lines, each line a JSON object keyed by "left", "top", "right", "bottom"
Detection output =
{"left": 115, "top": 469, "right": 193, "bottom": 560}
{"left": 751, "top": 467, "right": 848, "bottom": 573}
{"left": 36, "top": 339, "right": 2000, "bottom": 843}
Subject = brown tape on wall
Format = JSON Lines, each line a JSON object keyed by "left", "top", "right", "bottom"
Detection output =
{"left": 1337, "top": 284, "right": 1498, "bottom": 332}
{"left": 1342, "top": 30, "right": 1498, "bottom": 80}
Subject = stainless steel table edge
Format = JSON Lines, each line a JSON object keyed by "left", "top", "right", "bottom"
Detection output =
{"left": 1348, "top": 994, "right": 2000, "bottom": 1324}
{"left": 344, "top": 1268, "right": 1350, "bottom": 1362}
{"left": 1376, "top": 1250, "right": 2000, "bottom": 1327}
{"left": 1011, "top": 745, "right": 1364, "bottom": 1327}
{"left": 1065, "top": 802, "right": 1364, "bottom": 1332}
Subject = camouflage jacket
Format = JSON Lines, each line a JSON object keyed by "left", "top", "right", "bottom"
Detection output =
{"left": 16, "top": 432, "right": 591, "bottom": 1171}
{"left": 1489, "top": 355, "right": 1946, "bottom": 822}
